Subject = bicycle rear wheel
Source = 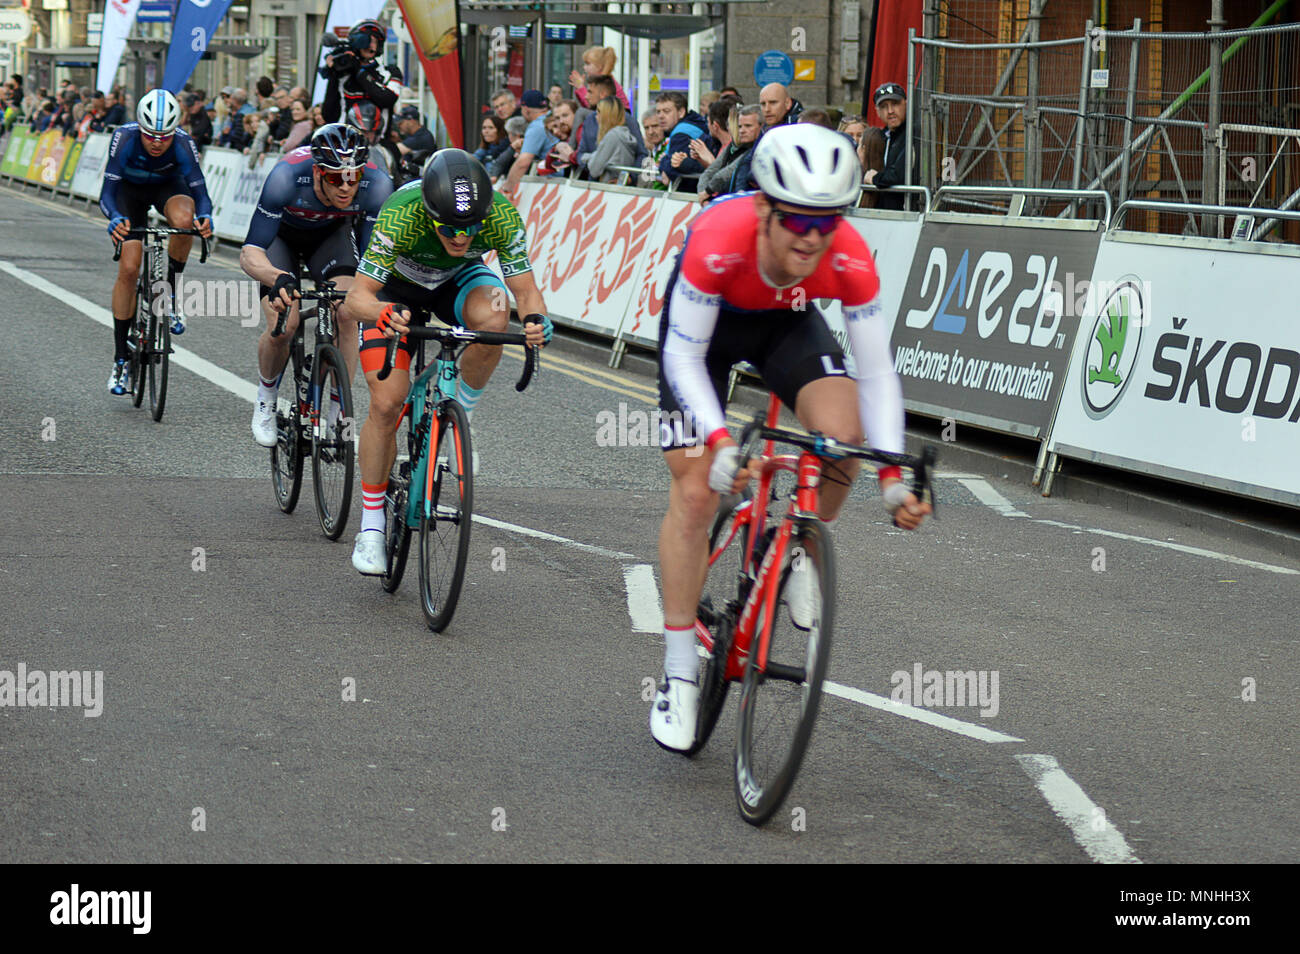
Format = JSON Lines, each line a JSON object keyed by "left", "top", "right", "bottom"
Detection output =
{"left": 147, "top": 304, "right": 170, "bottom": 421}
{"left": 381, "top": 460, "right": 412, "bottom": 593}
{"left": 310, "top": 344, "right": 354, "bottom": 540}
{"left": 270, "top": 343, "right": 304, "bottom": 513}
{"left": 734, "top": 517, "right": 834, "bottom": 826}
{"left": 418, "top": 399, "right": 473, "bottom": 632}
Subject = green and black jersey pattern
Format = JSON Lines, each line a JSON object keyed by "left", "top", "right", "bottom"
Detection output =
{"left": 358, "top": 181, "right": 532, "bottom": 289}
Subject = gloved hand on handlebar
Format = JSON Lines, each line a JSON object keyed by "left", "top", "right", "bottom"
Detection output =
{"left": 108, "top": 216, "right": 130, "bottom": 242}
{"left": 881, "top": 479, "right": 931, "bottom": 530}
{"left": 522, "top": 312, "right": 553, "bottom": 346}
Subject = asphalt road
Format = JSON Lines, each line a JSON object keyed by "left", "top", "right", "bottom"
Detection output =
{"left": 0, "top": 187, "right": 1295, "bottom": 864}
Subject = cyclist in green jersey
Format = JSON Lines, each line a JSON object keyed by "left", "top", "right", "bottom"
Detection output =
{"left": 346, "top": 149, "right": 551, "bottom": 575}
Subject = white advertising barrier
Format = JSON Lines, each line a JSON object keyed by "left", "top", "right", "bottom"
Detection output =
{"left": 200, "top": 147, "right": 279, "bottom": 243}
{"left": 69, "top": 131, "right": 113, "bottom": 200}
{"left": 1046, "top": 236, "right": 1300, "bottom": 506}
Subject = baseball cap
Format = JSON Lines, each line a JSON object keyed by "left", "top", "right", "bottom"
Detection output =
{"left": 873, "top": 82, "right": 905, "bottom": 106}
{"left": 184, "top": 93, "right": 200, "bottom": 107}
{"left": 220, "top": 86, "right": 236, "bottom": 96}
{"left": 521, "top": 89, "right": 547, "bottom": 109}
{"left": 396, "top": 105, "right": 420, "bottom": 122}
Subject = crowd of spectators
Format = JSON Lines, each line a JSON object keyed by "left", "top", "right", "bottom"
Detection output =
{"left": 483, "top": 49, "right": 917, "bottom": 212}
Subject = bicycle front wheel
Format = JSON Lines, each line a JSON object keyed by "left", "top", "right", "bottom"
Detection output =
{"left": 147, "top": 304, "right": 170, "bottom": 421}
{"left": 310, "top": 344, "right": 355, "bottom": 540}
{"left": 381, "top": 460, "right": 412, "bottom": 593}
{"left": 129, "top": 282, "right": 148, "bottom": 408}
{"left": 734, "top": 517, "right": 835, "bottom": 826}
{"left": 270, "top": 344, "right": 304, "bottom": 513}
{"left": 418, "top": 399, "right": 473, "bottom": 632}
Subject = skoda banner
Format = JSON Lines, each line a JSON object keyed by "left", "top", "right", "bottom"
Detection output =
{"left": 1047, "top": 237, "right": 1300, "bottom": 506}
{"left": 890, "top": 220, "right": 1103, "bottom": 437}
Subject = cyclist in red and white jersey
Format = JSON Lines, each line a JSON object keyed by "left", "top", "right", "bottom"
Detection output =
{"left": 651, "top": 124, "right": 931, "bottom": 751}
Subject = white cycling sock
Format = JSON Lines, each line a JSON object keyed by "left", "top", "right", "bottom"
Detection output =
{"left": 663, "top": 624, "right": 698, "bottom": 682}
{"left": 257, "top": 375, "right": 279, "bottom": 407}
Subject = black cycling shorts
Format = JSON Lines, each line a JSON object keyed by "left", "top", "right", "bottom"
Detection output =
{"left": 257, "top": 221, "right": 358, "bottom": 297}
{"left": 116, "top": 177, "right": 194, "bottom": 228}
{"left": 657, "top": 266, "right": 848, "bottom": 451}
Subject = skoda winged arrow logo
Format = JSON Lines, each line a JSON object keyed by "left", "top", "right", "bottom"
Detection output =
{"left": 1082, "top": 278, "right": 1145, "bottom": 419}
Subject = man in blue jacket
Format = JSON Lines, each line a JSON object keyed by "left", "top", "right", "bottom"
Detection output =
{"left": 575, "top": 74, "right": 647, "bottom": 174}
{"left": 655, "top": 92, "right": 714, "bottom": 185}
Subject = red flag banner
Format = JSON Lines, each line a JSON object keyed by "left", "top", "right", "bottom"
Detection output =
{"left": 866, "top": 0, "right": 923, "bottom": 127}
{"left": 395, "top": 0, "right": 464, "bottom": 148}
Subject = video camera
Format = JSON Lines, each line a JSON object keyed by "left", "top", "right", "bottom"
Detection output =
{"left": 319, "top": 33, "right": 362, "bottom": 80}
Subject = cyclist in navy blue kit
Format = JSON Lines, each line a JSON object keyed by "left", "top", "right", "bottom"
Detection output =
{"left": 102, "top": 89, "right": 214, "bottom": 395}
{"left": 240, "top": 123, "right": 393, "bottom": 447}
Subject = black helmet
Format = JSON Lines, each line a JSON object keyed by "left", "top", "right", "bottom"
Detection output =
{"left": 310, "top": 123, "right": 369, "bottom": 170}
{"left": 345, "top": 101, "right": 381, "bottom": 137}
{"left": 421, "top": 149, "right": 492, "bottom": 228}
{"left": 348, "top": 19, "right": 386, "bottom": 56}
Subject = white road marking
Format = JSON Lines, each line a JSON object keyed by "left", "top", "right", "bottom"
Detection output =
{"left": 622, "top": 564, "right": 664, "bottom": 633}
{"left": 1033, "top": 518, "right": 1300, "bottom": 575}
{"left": 822, "top": 681, "right": 1024, "bottom": 743}
{"left": 958, "top": 477, "right": 1030, "bottom": 517}
{"left": 0, "top": 259, "right": 257, "bottom": 403}
{"left": 1016, "top": 754, "right": 1142, "bottom": 864}
{"left": 471, "top": 514, "right": 636, "bottom": 561}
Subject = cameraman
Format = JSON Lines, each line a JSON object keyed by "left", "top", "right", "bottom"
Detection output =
{"left": 320, "top": 19, "right": 399, "bottom": 137}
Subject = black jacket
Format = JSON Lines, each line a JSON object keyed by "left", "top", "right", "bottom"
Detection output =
{"left": 873, "top": 119, "right": 917, "bottom": 211}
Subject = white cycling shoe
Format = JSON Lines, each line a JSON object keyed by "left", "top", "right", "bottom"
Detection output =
{"left": 786, "top": 548, "right": 817, "bottom": 631}
{"left": 650, "top": 676, "right": 699, "bottom": 753}
{"left": 351, "top": 529, "right": 387, "bottom": 576}
{"left": 251, "top": 400, "right": 277, "bottom": 448}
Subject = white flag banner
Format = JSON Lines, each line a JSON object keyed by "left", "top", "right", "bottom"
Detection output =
{"left": 311, "top": 0, "right": 388, "bottom": 104}
{"left": 97, "top": 0, "right": 144, "bottom": 98}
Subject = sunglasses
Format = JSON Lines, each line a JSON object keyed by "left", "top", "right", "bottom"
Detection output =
{"left": 320, "top": 168, "right": 361, "bottom": 186}
{"left": 141, "top": 131, "right": 173, "bottom": 145}
{"left": 434, "top": 221, "right": 482, "bottom": 239}
{"left": 773, "top": 209, "right": 842, "bottom": 237}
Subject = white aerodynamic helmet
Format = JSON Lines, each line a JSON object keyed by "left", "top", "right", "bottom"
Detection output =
{"left": 751, "top": 124, "right": 862, "bottom": 210}
{"left": 137, "top": 89, "right": 182, "bottom": 137}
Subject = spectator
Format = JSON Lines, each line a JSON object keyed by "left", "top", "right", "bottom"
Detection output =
{"left": 289, "top": 86, "right": 310, "bottom": 105}
{"left": 699, "top": 104, "right": 761, "bottom": 201}
{"left": 638, "top": 109, "right": 668, "bottom": 189}
{"left": 504, "top": 89, "right": 557, "bottom": 191}
{"left": 255, "top": 76, "right": 274, "bottom": 100}
{"left": 699, "top": 90, "right": 720, "bottom": 116}
{"left": 575, "top": 74, "right": 646, "bottom": 172}
{"left": 244, "top": 110, "right": 271, "bottom": 164}
{"left": 864, "top": 81, "right": 916, "bottom": 210}
{"left": 758, "top": 82, "right": 803, "bottom": 127}
{"left": 857, "top": 125, "right": 886, "bottom": 208}
{"left": 102, "top": 90, "right": 127, "bottom": 127}
{"left": 80, "top": 90, "right": 108, "bottom": 137}
{"left": 280, "top": 99, "right": 313, "bottom": 151}
{"left": 488, "top": 115, "right": 528, "bottom": 183}
{"left": 799, "top": 108, "right": 835, "bottom": 130}
{"left": 474, "top": 114, "right": 509, "bottom": 166}
{"left": 394, "top": 105, "right": 436, "bottom": 154}
{"left": 185, "top": 92, "right": 213, "bottom": 147}
{"left": 687, "top": 97, "right": 736, "bottom": 169}
{"left": 219, "top": 88, "right": 253, "bottom": 147}
{"left": 839, "top": 113, "right": 867, "bottom": 148}
{"left": 491, "top": 88, "right": 520, "bottom": 121}
{"left": 310, "top": 104, "right": 327, "bottom": 130}
{"left": 569, "top": 45, "right": 631, "bottom": 112}
{"left": 321, "top": 20, "right": 400, "bottom": 137}
{"left": 268, "top": 85, "right": 295, "bottom": 142}
{"left": 548, "top": 98, "right": 586, "bottom": 169}
{"left": 655, "top": 91, "right": 712, "bottom": 185}
{"left": 586, "top": 97, "right": 637, "bottom": 183}
{"left": 719, "top": 85, "right": 742, "bottom": 102}
{"left": 547, "top": 84, "right": 564, "bottom": 110}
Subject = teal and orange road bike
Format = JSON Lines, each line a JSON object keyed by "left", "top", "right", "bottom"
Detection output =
{"left": 112, "top": 226, "right": 209, "bottom": 422}
{"left": 374, "top": 316, "right": 539, "bottom": 632}
{"left": 690, "top": 391, "right": 937, "bottom": 825}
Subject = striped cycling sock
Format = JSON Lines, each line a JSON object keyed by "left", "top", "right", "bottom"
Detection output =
{"left": 257, "top": 373, "right": 280, "bottom": 406}
{"left": 455, "top": 378, "right": 484, "bottom": 423}
{"left": 361, "top": 481, "right": 388, "bottom": 534}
